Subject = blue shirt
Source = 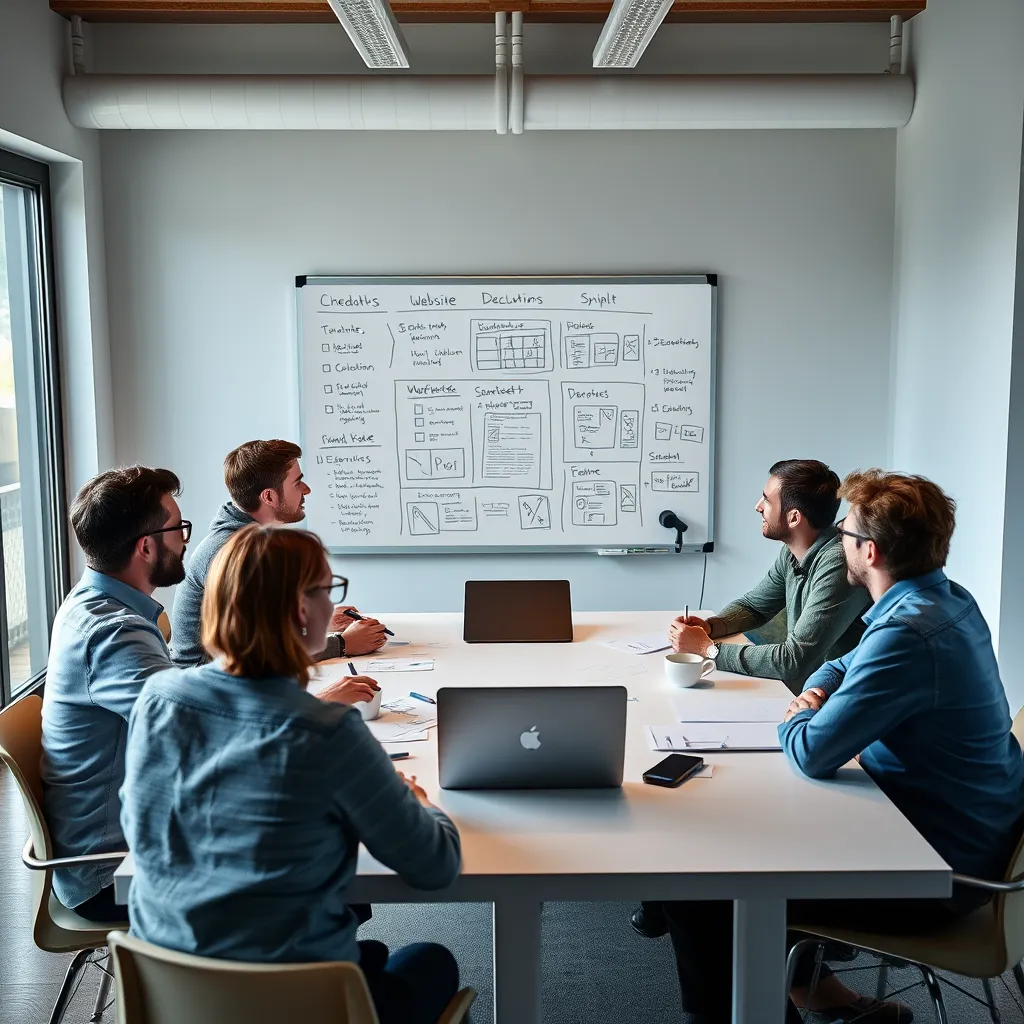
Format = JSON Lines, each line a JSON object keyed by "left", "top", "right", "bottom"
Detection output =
{"left": 780, "top": 570, "right": 1024, "bottom": 880}
{"left": 41, "top": 569, "right": 170, "bottom": 909}
{"left": 121, "top": 663, "right": 462, "bottom": 963}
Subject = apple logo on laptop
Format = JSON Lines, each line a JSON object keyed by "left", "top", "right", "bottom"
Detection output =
{"left": 520, "top": 726, "right": 541, "bottom": 750}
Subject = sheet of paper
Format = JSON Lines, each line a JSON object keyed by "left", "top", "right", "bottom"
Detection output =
{"left": 647, "top": 723, "right": 782, "bottom": 752}
{"left": 365, "top": 721, "right": 430, "bottom": 743}
{"left": 602, "top": 633, "right": 672, "bottom": 655}
{"left": 363, "top": 659, "right": 435, "bottom": 673}
{"left": 671, "top": 693, "right": 792, "bottom": 724}
{"left": 381, "top": 698, "right": 437, "bottom": 728}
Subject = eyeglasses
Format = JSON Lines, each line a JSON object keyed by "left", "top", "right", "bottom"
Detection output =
{"left": 836, "top": 517, "right": 872, "bottom": 545}
{"left": 306, "top": 574, "right": 349, "bottom": 604}
{"left": 135, "top": 520, "right": 192, "bottom": 545}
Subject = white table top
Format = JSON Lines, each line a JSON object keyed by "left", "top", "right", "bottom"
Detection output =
{"left": 115, "top": 611, "right": 950, "bottom": 905}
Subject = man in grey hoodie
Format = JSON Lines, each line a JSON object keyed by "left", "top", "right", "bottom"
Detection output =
{"left": 169, "top": 439, "right": 386, "bottom": 668}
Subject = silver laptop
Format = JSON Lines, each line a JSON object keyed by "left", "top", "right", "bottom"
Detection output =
{"left": 437, "top": 686, "right": 627, "bottom": 790}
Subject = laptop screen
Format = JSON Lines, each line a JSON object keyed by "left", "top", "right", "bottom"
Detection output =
{"left": 463, "top": 580, "right": 573, "bottom": 643}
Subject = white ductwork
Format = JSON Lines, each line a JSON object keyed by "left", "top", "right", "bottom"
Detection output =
{"left": 495, "top": 13, "right": 508, "bottom": 135}
{"left": 524, "top": 74, "right": 914, "bottom": 130}
{"left": 510, "top": 12, "right": 524, "bottom": 135}
{"left": 63, "top": 72, "right": 914, "bottom": 132}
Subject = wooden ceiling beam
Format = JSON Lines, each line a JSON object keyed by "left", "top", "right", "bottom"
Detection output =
{"left": 49, "top": 0, "right": 926, "bottom": 24}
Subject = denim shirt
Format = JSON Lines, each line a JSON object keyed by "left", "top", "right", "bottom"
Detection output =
{"left": 780, "top": 570, "right": 1024, "bottom": 880}
{"left": 41, "top": 569, "right": 170, "bottom": 909}
{"left": 121, "top": 663, "right": 462, "bottom": 963}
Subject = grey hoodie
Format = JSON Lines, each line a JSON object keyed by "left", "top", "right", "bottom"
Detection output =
{"left": 169, "top": 502, "right": 343, "bottom": 668}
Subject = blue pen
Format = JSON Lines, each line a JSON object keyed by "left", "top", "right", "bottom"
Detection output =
{"left": 409, "top": 692, "right": 436, "bottom": 705}
{"left": 344, "top": 608, "right": 394, "bottom": 637}
{"left": 389, "top": 752, "right": 411, "bottom": 761}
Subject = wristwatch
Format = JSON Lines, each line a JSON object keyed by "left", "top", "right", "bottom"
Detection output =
{"left": 705, "top": 642, "right": 720, "bottom": 659}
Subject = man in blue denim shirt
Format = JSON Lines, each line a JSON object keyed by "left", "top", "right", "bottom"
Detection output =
{"left": 41, "top": 466, "right": 189, "bottom": 920}
{"left": 662, "top": 471, "right": 1024, "bottom": 1024}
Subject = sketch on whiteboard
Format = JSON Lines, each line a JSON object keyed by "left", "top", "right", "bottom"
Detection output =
{"left": 407, "top": 503, "right": 441, "bottom": 535}
{"left": 564, "top": 332, "right": 620, "bottom": 369}
{"left": 561, "top": 383, "right": 644, "bottom": 463}
{"left": 482, "top": 502, "right": 510, "bottom": 518}
{"left": 572, "top": 481, "right": 618, "bottom": 526}
{"left": 405, "top": 448, "right": 466, "bottom": 481}
{"left": 519, "top": 494, "right": 551, "bottom": 530}
{"left": 650, "top": 471, "right": 700, "bottom": 493}
{"left": 574, "top": 406, "right": 617, "bottom": 449}
{"left": 472, "top": 320, "right": 552, "bottom": 373}
{"left": 482, "top": 413, "right": 543, "bottom": 485}
{"left": 620, "top": 484, "right": 637, "bottom": 513}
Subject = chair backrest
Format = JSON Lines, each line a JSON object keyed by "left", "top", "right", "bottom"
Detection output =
{"left": 0, "top": 695, "right": 56, "bottom": 946}
{"left": 156, "top": 612, "right": 171, "bottom": 644}
{"left": 997, "top": 705, "right": 1024, "bottom": 965}
{"left": 108, "top": 932, "right": 381, "bottom": 1024}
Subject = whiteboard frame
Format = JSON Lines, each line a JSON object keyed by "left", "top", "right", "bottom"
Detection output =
{"left": 295, "top": 275, "right": 718, "bottom": 556}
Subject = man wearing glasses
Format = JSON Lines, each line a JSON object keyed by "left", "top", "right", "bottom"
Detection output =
{"left": 42, "top": 466, "right": 190, "bottom": 922}
{"left": 170, "top": 439, "right": 385, "bottom": 668}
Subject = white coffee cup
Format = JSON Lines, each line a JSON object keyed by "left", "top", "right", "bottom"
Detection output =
{"left": 664, "top": 652, "right": 716, "bottom": 688}
{"left": 356, "top": 687, "right": 382, "bottom": 721}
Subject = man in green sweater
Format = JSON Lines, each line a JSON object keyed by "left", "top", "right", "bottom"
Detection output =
{"left": 631, "top": 459, "right": 870, "bottom": 939}
{"left": 670, "top": 458, "right": 869, "bottom": 691}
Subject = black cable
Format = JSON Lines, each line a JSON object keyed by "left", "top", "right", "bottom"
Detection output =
{"left": 699, "top": 552, "right": 708, "bottom": 609}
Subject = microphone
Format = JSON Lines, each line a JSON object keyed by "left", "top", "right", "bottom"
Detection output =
{"left": 659, "top": 510, "right": 689, "bottom": 553}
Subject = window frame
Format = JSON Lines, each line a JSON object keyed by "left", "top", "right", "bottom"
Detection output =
{"left": 0, "top": 149, "right": 70, "bottom": 707}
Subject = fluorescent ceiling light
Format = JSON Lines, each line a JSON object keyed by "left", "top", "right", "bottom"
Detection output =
{"left": 592, "top": 0, "right": 674, "bottom": 68}
{"left": 325, "top": 0, "right": 411, "bottom": 69}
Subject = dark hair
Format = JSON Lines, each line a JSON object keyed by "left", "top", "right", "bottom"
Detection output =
{"left": 840, "top": 470, "right": 956, "bottom": 581}
{"left": 70, "top": 466, "right": 182, "bottom": 573}
{"left": 768, "top": 459, "right": 842, "bottom": 530}
{"left": 223, "top": 440, "right": 302, "bottom": 514}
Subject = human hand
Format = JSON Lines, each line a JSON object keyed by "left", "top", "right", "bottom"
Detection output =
{"left": 672, "top": 613, "right": 711, "bottom": 635}
{"left": 670, "top": 623, "right": 715, "bottom": 656}
{"left": 341, "top": 617, "right": 388, "bottom": 656}
{"left": 397, "top": 771, "right": 432, "bottom": 807}
{"left": 784, "top": 687, "right": 828, "bottom": 722}
{"left": 330, "top": 605, "right": 361, "bottom": 632}
{"left": 317, "top": 674, "right": 380, "bottom": 706}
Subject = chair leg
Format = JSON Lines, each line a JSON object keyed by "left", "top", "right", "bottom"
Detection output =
{"left": 981, "top": 978, "right": 1001, "bottom": 1024}
{"left": 90, "top": 953, "right": 113, "bottom": 1023}
{"left": 785, "top": 938, "right": 819, "bottom": 1007}
{"left": 1013, "top": 963, "right": 1024, "bottom": 1003}
{"left": 48, "top": 949, "right": 92, "bottom": 1024}
{"left": 875, "top": 962, "right": 890, "bottom": 1001}
{"left": 919, "top": 965, "right": 949, "bottom": 1024}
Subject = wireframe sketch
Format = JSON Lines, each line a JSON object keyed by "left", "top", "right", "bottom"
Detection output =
{"left": 623, "top": 335, "right": 640, "bottom": 361}
{"left": 407, "top": 502, "right": 441, "bottom": 535}
{"left": 652, "top": 423, "right": 705, "bottom": 445}
{"left": 482, "top": 413, "right": 544, "bottom": 486}
{"left": 650, "top": 471, "right": 700, "bottom": 493}
{"left": 482, "top": 502, "right": 510, "bottom": 518}
{"left": 472, "top": 320, "right": 552, "bottom": 373}
{"left": 440, "top": 498, "right": 478, "bottom": 531}
{"left": 405, "top": 448, "right": 466, "bottom": 481}
{"left": 574, "top": 407, "right": 617, "bottom": 449}
{"left": 572, "top": 481, "right": 618, "bottom": 526}
{"left": 519, "top": 494, "right": 551, "bottom": 530}
{"left": 619, "top": 410, "right": 639, "bottom": 449}
{"left": 564, "top": 333, "right": 619, "bottom": 369}
{"left": 620, "top": 484, "right": 637, "bottom": 513}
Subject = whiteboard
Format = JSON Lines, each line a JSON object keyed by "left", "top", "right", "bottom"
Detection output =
{"left": 296, "top": 276, "right": 717, "bottom": 553}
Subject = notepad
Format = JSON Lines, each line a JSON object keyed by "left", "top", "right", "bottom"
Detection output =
{"left": 647, "top": 724, "right": 782, "bottom": 752}
{"left": 602, "top": 633, "right": 672, "bottom": 655}
{"left": 671, "top": 693, "right": 792, "bottom": 724}
{"left": 364, "top": 659, "right": 434, "bottom": 673}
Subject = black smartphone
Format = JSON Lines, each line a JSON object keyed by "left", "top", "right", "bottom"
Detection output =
{"left": 642, "top": 753, "right": 705, "bottom": 788}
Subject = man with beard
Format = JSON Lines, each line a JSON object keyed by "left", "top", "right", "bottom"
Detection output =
{"left": 632, "top": 460, "right": 872, "bottom": 940}
{"left": 170, "top": 439, "right": 386, "bottom": 668}
{"left": 668, "top": 459, "right": 870, "bottom": 691}
{"left": 659, "top": 471, "right": 1024, "bottom": 1024}
{"left": 42, "top": 466, "right": 189, "bottom": 921}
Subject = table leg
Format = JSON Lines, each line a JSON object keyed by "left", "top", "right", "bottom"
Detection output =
{"left": 493, "top": 898, "right": 542, "bottom": 1024}
{"left": 733, "top": 898, "right": 787, "bottom": 1024}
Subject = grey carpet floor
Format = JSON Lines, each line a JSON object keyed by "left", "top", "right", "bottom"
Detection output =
{"left": 5, "top": 767, "right": 1024, "bottom": 1023}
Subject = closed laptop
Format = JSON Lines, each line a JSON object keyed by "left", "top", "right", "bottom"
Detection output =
{"left": 463, "top": 580, "right": 573, "bottom": 643}
{"left": 437, "top": 685, "right": 626, "bottom": 790}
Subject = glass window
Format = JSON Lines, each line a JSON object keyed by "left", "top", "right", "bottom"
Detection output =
{"left": 0, "top": 150, "right": 68, "bottom": 705}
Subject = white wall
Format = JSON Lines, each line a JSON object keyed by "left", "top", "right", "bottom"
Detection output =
{"left": 0, "top": 2, "right": 115, "bottom": 516}
{"left": 95, "top": 89, "right": 896, "bottom": 612}
{"left": 890, "top": 0, "right": 1024, "bottom": 674}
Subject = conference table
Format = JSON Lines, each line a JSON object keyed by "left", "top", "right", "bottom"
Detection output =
{"left": 114, "top": 611, "right": 950, "bottom": 1024}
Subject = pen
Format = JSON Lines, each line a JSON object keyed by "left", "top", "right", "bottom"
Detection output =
{"left": 389, "top": 752, "right": 411, "bottom": 761}
{"left": 685, "top": 603, "right": 689, "bottom": 621}
{"left": 410, "top": 692, "right": 436, "bottom": 705}
{"left": 344, "top": 608, "right": 395, "bottom": 637}
{"left": 348, "top": 662, "right": 358, "bottom": 676}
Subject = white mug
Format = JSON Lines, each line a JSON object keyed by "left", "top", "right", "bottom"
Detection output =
{"left": 664, "top": 652, "right": 715, "bottom": 688}
{"left": 356, "top": 687, "right": 382, "bottom": 721}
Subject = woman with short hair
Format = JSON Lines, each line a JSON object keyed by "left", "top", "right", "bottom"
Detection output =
{"left": 121, "top": 524, "right": 462, "bottom": 1024}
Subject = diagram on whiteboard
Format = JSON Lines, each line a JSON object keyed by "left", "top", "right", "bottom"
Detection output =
{"left": 299, "top": 277, "right": 715, "bottom": 551}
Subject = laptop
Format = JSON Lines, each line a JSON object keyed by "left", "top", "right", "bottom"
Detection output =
{"left": 437, "top": 686, "right": 627, "bottom": 790}
{"left": 463, "top": 580, "right": 573, "bottom": 644}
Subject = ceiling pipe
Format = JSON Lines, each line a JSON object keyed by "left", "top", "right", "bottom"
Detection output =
{"left": 70, "top": 15, "right": 85, "bottom": 75}
{"left": 888, "top": 15, "right": 904, "bottom": 74}
{"left": 62, "top": 73, "right": 914, "bottom": 132}
{"left": 495, "top": 13, "right": 508, "bottom": 135}
{"left": 510, "top": 11, "right": 524, "bottom": 135}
